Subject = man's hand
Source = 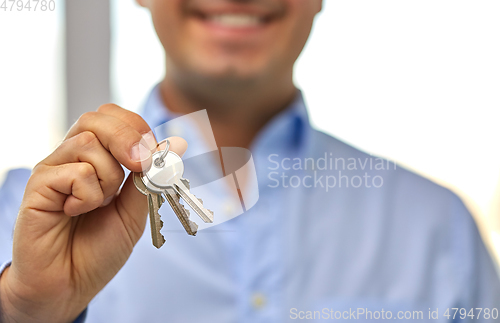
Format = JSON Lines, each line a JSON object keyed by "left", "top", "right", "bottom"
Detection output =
{"left": 0, "top": 104, "right": 187, "bottom": 323}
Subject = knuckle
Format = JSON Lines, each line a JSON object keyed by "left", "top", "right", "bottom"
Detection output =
{"left": 32, "top": 162, "right": 48, "bottom": 176}
{"left": 127, "top": 111, "right": 147, "bottom": 127}
{"left": 113, "top": 122, "right": 136, "bottom": 141}
{"left": 76, "top": 111, "right": 99, "bottom": 128}
{"left": 109, "top": 167, "right": 125, "bottom": 186}
{"left": 98, "top": 104, "right": 149, "bottom": 132}
{"left": 90, "top": 188, "right": 105, "bottom": 206}
{"left": 75, "top": 131, "right": 99, "bottom": 149}
{"left": 97, "top": 103, "right": 120, "bottom": 113}
{"left": 76, "top": 162, "right": 96, "bottom": 180}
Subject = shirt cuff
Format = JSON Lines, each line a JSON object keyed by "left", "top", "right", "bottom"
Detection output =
{"left": 73, "top": 308, "right": 88, "bottom": 323}
{"left": 0, "top": 260, "right": 87, "bottom": 323}
{"left": 0, "top": 260, "right": 11, "bottom": 277}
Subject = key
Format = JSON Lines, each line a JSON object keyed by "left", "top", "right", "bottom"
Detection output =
{"left": 139, "top": 143, "right": 198, "bottom": 236}
{"left": 134, "top": 172, "right": 166, "bottom": 248}
{"left": 172, "top": 177, "right": 214, "bottom": 224}
{"left": 163, "top": 187, "right": 198, "bottom": 236}
{"left": 140, "top": 139, "right": 214, "bottom": 237}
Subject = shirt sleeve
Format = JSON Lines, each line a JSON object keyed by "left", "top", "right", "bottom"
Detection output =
{"left": 73, "top": 309, "right": 88, "bottom": 323}
{"left": 0, "top": 169, "right": 31, "bottom": 271}
{"left": 452, "top": 194, "right": 500, "bottom": 322}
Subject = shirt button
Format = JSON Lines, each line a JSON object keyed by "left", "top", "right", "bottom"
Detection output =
{"left": 251, "top": 293, "right": 267, "bottom": 310}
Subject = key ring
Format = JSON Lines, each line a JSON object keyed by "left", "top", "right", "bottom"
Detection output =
{"left": 154, "top": 139, "right": 170, "bottom": 168}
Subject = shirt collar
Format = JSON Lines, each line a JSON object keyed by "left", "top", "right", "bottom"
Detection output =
{"left": 250, "top": 90, "right": 311, "bottom": 155}
{"left": 139, "top": 84, "right": 311, "bottom": 154}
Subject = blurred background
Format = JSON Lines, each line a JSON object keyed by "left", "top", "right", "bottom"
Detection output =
{"left": 1, "top": 0, "right": 499, "bottom": 263}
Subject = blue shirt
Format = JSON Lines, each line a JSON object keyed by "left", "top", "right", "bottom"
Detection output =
{"left": 1, "top": 86, "right": 499, "bottom": 322}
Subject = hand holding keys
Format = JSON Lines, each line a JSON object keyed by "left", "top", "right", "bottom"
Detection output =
{"left": 0, "top": 105, "right": 205, "bottom": 322}
{"left": 134, "top": 139, "right": 214, "bottom": 248}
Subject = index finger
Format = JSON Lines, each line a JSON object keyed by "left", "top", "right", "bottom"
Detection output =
{"left": 65, "top": 105, "right": 156, "bottom": 172}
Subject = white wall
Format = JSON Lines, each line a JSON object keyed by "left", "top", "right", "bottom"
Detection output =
{"left": 110, "top": 0, "right": 164, "bottom": 113}
{"left": 0, "top": 6, "right": 65, "bottom": 183}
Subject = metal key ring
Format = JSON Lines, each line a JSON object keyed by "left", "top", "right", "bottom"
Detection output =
{"left": 154, "top": 139, "right": 170, "bottom": 168}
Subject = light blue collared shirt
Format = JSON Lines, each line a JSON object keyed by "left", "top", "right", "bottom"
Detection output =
{"left": 1, "top": 86, "right": 499, "bottom": 322}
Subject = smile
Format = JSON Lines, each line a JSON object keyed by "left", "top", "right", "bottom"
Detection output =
{"left": 206, "top": 14, "right": 264, "bottom": 28}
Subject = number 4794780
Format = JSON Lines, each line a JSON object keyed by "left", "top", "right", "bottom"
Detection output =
{"left": 1, "top": 0, "right": 56, "bottom": 11}
{"left": 443, "top": 308, "right": 499, "bottom": 320}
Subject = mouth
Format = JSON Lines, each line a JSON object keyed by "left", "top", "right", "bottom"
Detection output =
{"left": 204, "top": 13, "right": 266, "bottom": 28}
{"left": 186, "top": 2, "right": 284, "bottom": 32}
{"left": 190, "top": 11, "right": 277, "bottom": 30}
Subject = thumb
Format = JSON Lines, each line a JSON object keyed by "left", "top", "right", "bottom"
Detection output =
{"left": 113, "top": 136, "right": 188, "bottom": 244}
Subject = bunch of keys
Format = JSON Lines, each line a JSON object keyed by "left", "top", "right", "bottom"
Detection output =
{"left": 133, "top": 139, "right": 214, "bottom": 248}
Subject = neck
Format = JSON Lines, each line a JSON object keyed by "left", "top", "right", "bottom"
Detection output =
{"left": 159, "top": 71, "right": 297, "bottom": 149}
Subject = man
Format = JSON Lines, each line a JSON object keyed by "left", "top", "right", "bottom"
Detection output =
{"left": 1, "top": 0, "right": 499, "bottom": 322}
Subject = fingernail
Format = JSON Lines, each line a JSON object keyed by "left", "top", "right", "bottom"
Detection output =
{"left": 130, "top": 142, "right": 151, "bottom": 162}
{"left": 141, "top": 131, "right": 157, "bottom": 151}
{"left": 101, "top": 196, "right": 114, "bottom": 207}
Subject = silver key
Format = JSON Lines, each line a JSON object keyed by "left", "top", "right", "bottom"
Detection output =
{"left": 172, "top": 177, "right": 214, "bottom": 223}
{"left": 141, "top": 140, "right": 214, "bottom": 236}
{"left": 139, "top": 145, "right": 199, "bottom": 236}
{"left": 133, "top": 172, "right": 166, "bottom": 248}
{"left": 163, "top": 187, "right": 198, "bottom": 236}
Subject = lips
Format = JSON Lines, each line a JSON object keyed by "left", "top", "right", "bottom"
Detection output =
{"left": 206, "top": 14, "right": 264, "bottom": 28}
{"left": 185, "top": 0, "right": 284, "bottom": 30}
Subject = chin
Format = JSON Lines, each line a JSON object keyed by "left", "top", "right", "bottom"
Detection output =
{"left": 190, "top": 55, "right": 269, "bottom": 82}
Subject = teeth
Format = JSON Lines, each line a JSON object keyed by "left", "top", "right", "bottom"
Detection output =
{"left": 208, "top": 14, "right": 261, "bottom": 27}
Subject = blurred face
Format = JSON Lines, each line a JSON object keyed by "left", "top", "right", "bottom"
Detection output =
{"left": 139, "top": 0, "right": 322, "bottom": 83}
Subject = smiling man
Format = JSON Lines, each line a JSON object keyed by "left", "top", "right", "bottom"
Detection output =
{"left": 1, "top": 0, "right": 500, "bottom": 323}
{"left": 146, "top": 0, "right": 320, "bottom": 149}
